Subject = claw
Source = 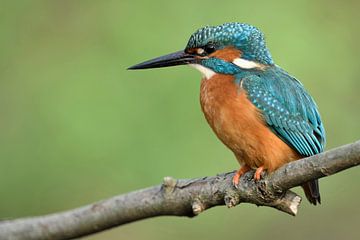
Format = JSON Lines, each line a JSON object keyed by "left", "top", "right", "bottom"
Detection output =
{"left": 232, "top": 173, "right": 240, "bottom": 186}
{"left": 232, "top": 165, "right": 251, "bottom": 186}
{"left": 254, "top": 165, "right": 265, "bottom": 181}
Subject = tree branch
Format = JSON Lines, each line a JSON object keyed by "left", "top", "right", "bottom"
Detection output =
{"left": 1, "top": 141, "right": 359, "bottom": 240}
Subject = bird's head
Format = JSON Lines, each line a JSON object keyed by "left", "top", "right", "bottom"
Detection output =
{"left": 128, "top": 23, "right": 274, "bottom": 78}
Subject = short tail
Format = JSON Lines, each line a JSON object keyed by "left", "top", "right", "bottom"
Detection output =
{"left": 301, "top": 179, "right": 321, "bottom": 205}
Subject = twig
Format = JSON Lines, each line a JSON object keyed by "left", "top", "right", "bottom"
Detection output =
{"left": 0, "top": 141, "right": 359, "bottom": 240}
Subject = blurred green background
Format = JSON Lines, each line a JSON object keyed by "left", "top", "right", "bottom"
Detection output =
{"left": 0, "top": 0, "right": 359, "bottom": 239}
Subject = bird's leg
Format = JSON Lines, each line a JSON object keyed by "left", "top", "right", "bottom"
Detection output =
{"left": 254, "top": 165, "right": 265, "bottom": 181}
{"left": 232, "top": 164, "right": 251, "bottom": 186}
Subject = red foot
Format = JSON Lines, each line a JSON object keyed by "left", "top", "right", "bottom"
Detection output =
{"left": 232, "top": 165, "right": 251, "bottom": 186}
{"left": 254, "top": 166, "right": 265, "bottom": 181}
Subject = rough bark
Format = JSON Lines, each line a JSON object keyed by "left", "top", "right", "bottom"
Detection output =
{"left": 0, "top": 141, "right": 359, "bottom": 240}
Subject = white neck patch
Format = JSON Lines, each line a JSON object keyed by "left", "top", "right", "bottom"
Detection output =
{"left": 233, "top": 58, "right": 262, "bottom": 69}
{"left": 189, "top": 64, "right": 216, "bottom": 79}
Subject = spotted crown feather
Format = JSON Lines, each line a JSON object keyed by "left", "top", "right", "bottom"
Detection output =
{"left": 186, "top": 22, "right": 273, "bottom": 65}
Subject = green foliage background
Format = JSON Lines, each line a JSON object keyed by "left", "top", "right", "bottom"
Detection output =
{"left": 0, "top": 1, "right": 359, "bottom": 239}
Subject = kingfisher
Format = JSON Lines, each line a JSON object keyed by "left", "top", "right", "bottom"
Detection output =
{"left": 128, "top": 23, "right": 326, "bottom": 205}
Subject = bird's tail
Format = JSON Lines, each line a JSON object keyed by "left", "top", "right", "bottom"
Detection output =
{"left": 301, "top": 179, "right": 321, "bottom": 205}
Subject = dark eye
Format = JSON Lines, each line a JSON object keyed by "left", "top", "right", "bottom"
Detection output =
{"left": 204, "top": 43, "right": 216, "bottom": 54}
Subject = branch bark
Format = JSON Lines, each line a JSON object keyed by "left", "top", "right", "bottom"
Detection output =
{"left": 1, "top": 141, "right": 359, "bottom": 240}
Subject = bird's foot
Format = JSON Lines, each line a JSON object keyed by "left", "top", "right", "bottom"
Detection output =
{"left": 254, "top": 165, "right": 265, "bottom": 181}
{"left": 232, "top": 165, "right": 251, "bottom": 186}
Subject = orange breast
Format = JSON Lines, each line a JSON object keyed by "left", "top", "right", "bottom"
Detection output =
{"left": 200, "top": 74, "right": 300, "bottom": 172}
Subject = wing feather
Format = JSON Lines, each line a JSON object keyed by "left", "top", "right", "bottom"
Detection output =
{"left": 239, "top": 67, "right": 326, "bottom": 156}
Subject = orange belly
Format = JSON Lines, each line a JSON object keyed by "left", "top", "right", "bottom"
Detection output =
{"left": 200, "top": 74, "right": 300, "bottom": 172}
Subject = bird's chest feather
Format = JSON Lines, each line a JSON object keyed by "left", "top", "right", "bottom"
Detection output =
{"left": 200, "top": 74, "right": 298, "bottom": 170}
{"left": 200, "top": 74, "right": 260, "bottom": 152}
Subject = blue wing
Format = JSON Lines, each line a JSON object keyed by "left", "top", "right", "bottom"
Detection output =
{"left": 238, "top": 66, "right": 326, "bottom": 156}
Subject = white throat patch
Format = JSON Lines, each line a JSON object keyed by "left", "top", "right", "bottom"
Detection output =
{"left": 189, "top": 64, "right": 216, "bottom": 80}
{"left": 233, "top": 58, "right": 262, "bottom": 69}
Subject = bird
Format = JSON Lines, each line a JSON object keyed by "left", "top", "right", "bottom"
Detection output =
{"left": 128, "top": 22, "right": 326, "bottom": 205}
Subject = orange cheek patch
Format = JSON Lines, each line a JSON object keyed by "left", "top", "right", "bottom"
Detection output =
{"left": 210, "top": 47, "right": 242, "bottom": 61}
{"left": 186, "top": 48, "right": 197, "bottom": 54}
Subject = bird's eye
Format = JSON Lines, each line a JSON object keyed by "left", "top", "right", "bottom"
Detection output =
{"left": 204, "top": 43, "right": 216, "bottom": 54}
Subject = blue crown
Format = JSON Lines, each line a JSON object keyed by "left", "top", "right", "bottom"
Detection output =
{"left": 186, "top": 23, "right": 273, "bottom": 65}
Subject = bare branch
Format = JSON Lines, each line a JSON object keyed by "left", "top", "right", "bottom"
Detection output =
{"left": 0, "top": 141, "right": 359, "bottom": 240}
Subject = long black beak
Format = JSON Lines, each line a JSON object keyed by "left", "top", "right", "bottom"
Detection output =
{"left": 128, "top": 50, "right": 196, "bottom": 70}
